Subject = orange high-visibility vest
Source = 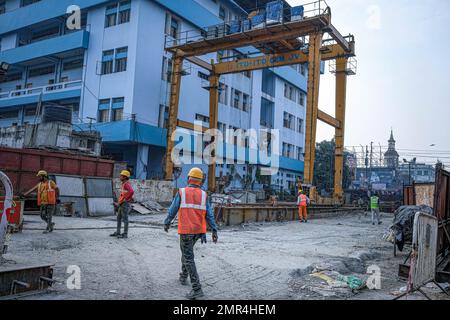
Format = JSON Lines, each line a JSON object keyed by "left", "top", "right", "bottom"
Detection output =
{"left": 37, "top": 181, "right": 56, "bottom": 206}
{"left": 178, "top": 187, "right": 207, "bottom": 235}
{"left": 298, "top": 194, "right": 307, "bottom": 207}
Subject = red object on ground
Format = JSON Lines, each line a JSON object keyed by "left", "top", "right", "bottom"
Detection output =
{"left": 0, "top": 197, "right": 24, "bottom": 229}
{"left": 0, "top": 146, "right": 115, "bottom": 194}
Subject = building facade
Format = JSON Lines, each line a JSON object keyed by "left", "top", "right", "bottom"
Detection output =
{"left": 0, "top": 0, "right": 308, "bottom": 191}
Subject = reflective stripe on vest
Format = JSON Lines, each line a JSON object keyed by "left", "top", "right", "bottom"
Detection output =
{"left": 178, "top": 187, "right": 207, "bottom": 235}
{"left": 37, "top": 181, "right": 56, "bottom": 206}
{"left": 299, "top": 194, "right": 307, "bottom": 207}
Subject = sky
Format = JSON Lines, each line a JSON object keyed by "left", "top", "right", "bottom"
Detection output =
{"left": 286, "top": 0, "right": 450, "bottom": 166}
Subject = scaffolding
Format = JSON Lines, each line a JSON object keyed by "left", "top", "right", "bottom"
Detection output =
{"left": 163, "top": 0, "right": 356, "bottom": 203}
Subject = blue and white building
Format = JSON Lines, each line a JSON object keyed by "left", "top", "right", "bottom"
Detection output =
{"left": 0, "top": 0, "right": 308, "bottom": 191}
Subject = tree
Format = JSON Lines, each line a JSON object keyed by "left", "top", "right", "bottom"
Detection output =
{"left": 313, "top": 139, "right": 352, "bottom": 194}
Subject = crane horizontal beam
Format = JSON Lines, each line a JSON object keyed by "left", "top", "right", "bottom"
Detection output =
{"left": 213, "top": 44, "right": 353, "bottom": 75}
{"left": 167, "top": 14, "right": 331, "bottom": 57}
{"left": 318, "top": 110, "right": 341, "bottom": 128}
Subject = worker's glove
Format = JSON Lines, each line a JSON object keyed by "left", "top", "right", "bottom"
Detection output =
{"left": 164, "top": 224, "right": 170, "bottom": 233}
{"left": 56, "top": 199, "right": 61, "bottom": 204}
{"left": 201, "top": 234, "right": 207, "bottom": 244}
{"left": 212, "top": 230, "right": 218, "bottom": 244}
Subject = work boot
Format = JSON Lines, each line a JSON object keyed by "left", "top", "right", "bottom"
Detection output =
{"left": 110, "top": 232, "right": 120, "bottom": 237}
{"left": 378, "top": 221, "right": 382, "bottom": 225}
{"left": 118, "top": 233, "right": 128, "bottom": 239}
{"left": 186, "top": 289, "right": 204, "bottom": 300}
{"left": 179, "top": 277, "right": 188, "bottom": 286}
{"left": 305, "top": 220, "right": 308, "bottom": 223}
{"left": 49, "top": 222, "right": 55, "bottom": 232}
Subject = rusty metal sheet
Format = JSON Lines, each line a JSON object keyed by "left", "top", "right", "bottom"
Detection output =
{"left": 0, "top": 264, "right": 53, "bottom": 298}
{"left": 414, "top": 184, "right": 435, "bottom": 208}
{"left": 433, "top": 164, "right": 450, "bottom": 257}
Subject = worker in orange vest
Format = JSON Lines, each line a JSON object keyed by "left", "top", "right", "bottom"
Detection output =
{"left": 164, "top": 167, "right": 218, "bottom": 300}
{"left": 23, "top": 170, "right": 59, "bottom": 233}
{"left": 297, "top": 191, "right": 310, "bottom": 223}
{"left": 110, "top": 170, "right": 134, "bottom": 239}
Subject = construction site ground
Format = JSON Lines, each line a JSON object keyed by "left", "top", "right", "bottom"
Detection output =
{"left": 2, "top": 211, "right": 449, "bottom": 300}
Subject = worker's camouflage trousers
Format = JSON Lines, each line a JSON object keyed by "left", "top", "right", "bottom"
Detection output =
{"left": 40, "top": 204, "right": 55, "bottom": 231}
{"left": 180, "top": 234, "right": 202, "bottom": 291}
{"left": 116, "top": 202, "right": 131, "bottom": 235}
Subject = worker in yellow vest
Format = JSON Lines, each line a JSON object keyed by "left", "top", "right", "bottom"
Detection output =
{"left": 164, "top": 167, "right": 218, "bottom": 300}
{"left": 23, "top": 170, "right": 59, "bottom": 233}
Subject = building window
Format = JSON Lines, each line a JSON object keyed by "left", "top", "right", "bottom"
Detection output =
{"left": 242, "top": 70, "right": 251, "bottom": 78}
{"left": 1, "top": 71, "right": 22, "bottom": 83}
{"left": 0, "top": 1, "right": 5, "bottom": 15}
{"left": 297, "top": 147, "right": 303, "bottom": 161}
{"left": 110, "top": 97, "right": 124, "bottom": 122}
{"left": 115, "top": 47, "right": 128, "bottom": 73}
{"left": 98, "top": 99, "right": 110, "bottom": 122}
{"left": 112, "top": 108, "right": 123, "bottom": 121}
{"left": 283, "top": 112, "right": 295, "bottom": 130}
{"left": 165, "top": 13, "right": 180, "bottom": 40}
{"left": 297, "top": 118, "right": 304, "bottom": 133}
{"left": 198, "top": 72, "right": 209, "bottom": 81}
{"left": 158, "top": 105, "right": 169, "bottom": 128}
{"left": 282, "top": 143, "right": 295, "bottom": 159}
{"left": 105, "top": 4, "right": 118, "bottom": 28}
{"left": 232, "top": 88, "right": 241, "bottom": 109}
{"left": 101, "top": 50, "right": 114, "bottom": 75}
{"left": 161, "top": 56, "right": 173, "bottom": 82}
{"left": 300, "top": 63, "right": 307, "bottom": 76}
{"left": 29, "top": 65, "right": 55, "bottom": 77}
{"left": 218, "top": 83, "right": 228, "bottom": 105}
{"left": 299, "top": 91, "right": 306, "bottom": 106}
{"left": 118, "top": 1, "right": 131, "bottom": 24}
{"left": 105, "top": 1, "right": 131, "bottom": 28}
{"left": 0, "top": 109, "right": 19, "bottom": 119}
{"left": 195, "top": 114, "right": 210, "bottom": 124}
{"left": 219, "top": 5, "right": 226, "bottom": 21}
{"left": 63, "top": 58, "right": 83, "bottom": 71}
{"left": 20, "top": 0, "right": 40, "bottom": 8}
{"left": 242, "top": 93, "right": 250, "bottom": 112}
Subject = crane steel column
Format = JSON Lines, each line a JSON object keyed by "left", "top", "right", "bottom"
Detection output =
{"left": 303, "top": 32, "right": 323, "bottom": 185}
{"left": 208, "top": 73, "right": 219, "bottom": 192}
{"left": 334, "top": 57, "right": 348, "bottom": 202}
{"left": 165, "top": 54, "right": 184, "bottom": 180}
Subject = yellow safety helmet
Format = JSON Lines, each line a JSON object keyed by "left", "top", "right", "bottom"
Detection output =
{"left": 36, "top": 170, "right": 48, "bottom": 177}
{"left": 188, "top": 167, "right": 204, "bottom": 180}
{"left": 120, "top": 170, "right": 131, "bottom": 178}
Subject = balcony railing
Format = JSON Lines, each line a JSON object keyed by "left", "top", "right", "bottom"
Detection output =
{"left": 0, "top": 80, "right": 82, "bottom": 100}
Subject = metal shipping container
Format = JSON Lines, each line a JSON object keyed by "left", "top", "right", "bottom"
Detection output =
{"left": 0, "top": 146, "right": 115, "bottom": 194}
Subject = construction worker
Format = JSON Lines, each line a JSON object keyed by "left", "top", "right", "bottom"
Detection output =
{"left": 370, "top": 193, "right": 381, "bottom": 226}
{"left": 164, "top": 167, "right": 218, "bottom": 300}
{"left": 110, "top": 170, "right": 134, "bottom": 239}
{"left": 23, "top": 170, "right": 59, "bottom": 234}
{"left": 297, "top": 191, "right": 310, "bottom": 223}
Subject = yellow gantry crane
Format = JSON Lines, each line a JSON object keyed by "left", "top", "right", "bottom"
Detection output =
{"left": 163, "top": 2, "right": 356, "bottom": 204}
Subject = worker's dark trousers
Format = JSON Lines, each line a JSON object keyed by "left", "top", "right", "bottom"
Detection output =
{"left": 116, "top": 202, "right": 131, "bottom": 235}
{"left": 180, "top": 234, "right": 202, "bottom": 291}
{"left": 40, "top": 204, "right": 55, "bottom": 230}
